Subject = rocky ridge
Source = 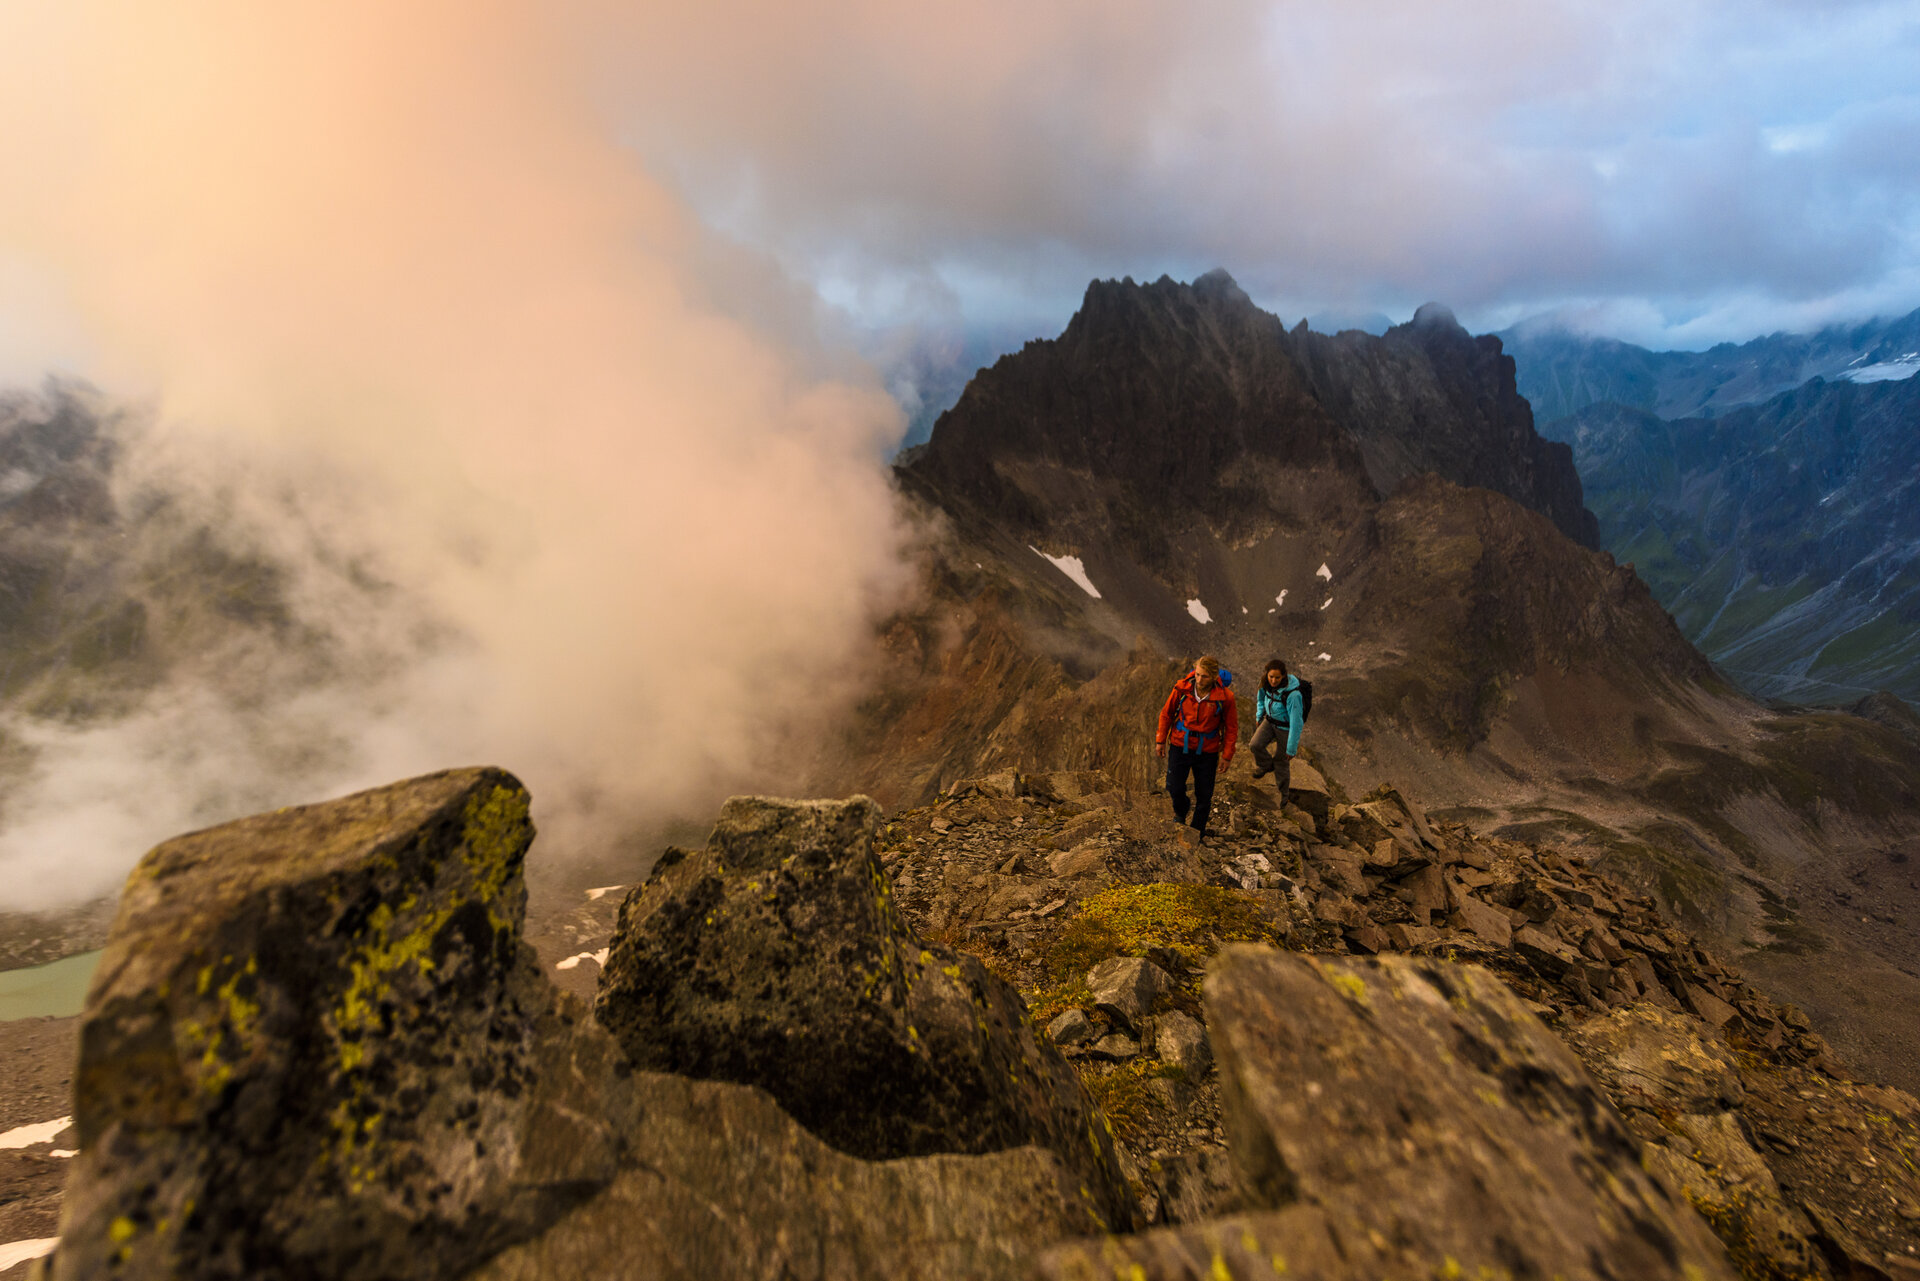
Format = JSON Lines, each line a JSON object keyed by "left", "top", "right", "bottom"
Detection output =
{"left": 899, "top": 271, "right": 1596, "bottom": 567}
{"left": 25, "top": 764, "right": 1920, "bottom": 1279}
{"left": 839, "top": 271, "right": 1920, "bottom": 1103}
{"left": 873, "top": 762, "right": 1920, "bottom": 1278}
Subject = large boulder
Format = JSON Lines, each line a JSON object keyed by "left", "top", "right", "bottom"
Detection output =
{"left": 593, "top": 795, "right": 1135, "bottom": 1230}
{"left": 1046, "top": 947, "right": 1737, "bottom": 1280}
{"left": 44, "top": 772, "right": 1113, "bottom": 1281}
{"left": 46, "top": 768, "right": 612, "bottom": 1281}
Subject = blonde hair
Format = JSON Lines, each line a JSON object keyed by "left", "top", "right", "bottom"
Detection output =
{"left": 1193, "top": 655, "right": 1220, "bottom": 678}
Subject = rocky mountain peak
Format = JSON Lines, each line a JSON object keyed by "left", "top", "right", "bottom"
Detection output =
{"left": 1407, "top": 300, "right": 1463, "bottom": 332}
{"left": 901, "top": 272, "right": 1598, "bottom": 560}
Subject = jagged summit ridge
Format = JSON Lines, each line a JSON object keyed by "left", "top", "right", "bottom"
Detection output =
{"left": 902, "top": 270, "right": 1597, "bottom": 553}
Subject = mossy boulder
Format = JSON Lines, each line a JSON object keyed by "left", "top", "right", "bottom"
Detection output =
{"left": 593, "top": 794, "right": 1135, "bottom": 1230}
{"left": 48, "top": 768, "right": 617, "bottom": 1281}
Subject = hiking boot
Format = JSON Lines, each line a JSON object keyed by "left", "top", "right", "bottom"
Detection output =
{"left": 1251, "top": 763, "right": 1270, "bottom": 779}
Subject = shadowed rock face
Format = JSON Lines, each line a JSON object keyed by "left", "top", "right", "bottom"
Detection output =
{"left": 900, "top": 271, "right": 1597, "bottom": 560}
{"left": 593, "top": 794, "right": 1136, "bottom": 1231}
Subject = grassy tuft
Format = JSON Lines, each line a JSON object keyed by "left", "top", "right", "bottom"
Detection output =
{"left": 1042, "top": 883, "right": 1286, "bottom": 982}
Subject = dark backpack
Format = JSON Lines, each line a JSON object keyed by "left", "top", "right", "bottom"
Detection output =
{"left": 1295, "top": 678, "right": 1313, "bottom": 722}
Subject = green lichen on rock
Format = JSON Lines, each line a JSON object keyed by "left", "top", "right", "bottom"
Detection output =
{"left": 462, "top": 783, "right": 533, "bottom": 907}
{"left": 182, "top": 956, "right": 262, "bottom": 1096}
{"left": 1043, "top": 883, "right": 1288, "bottom": 982}
{"left": 52, "top": 767, "right": 571, "bottom": 1281}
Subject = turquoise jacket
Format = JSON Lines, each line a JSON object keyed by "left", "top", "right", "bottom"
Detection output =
{"left": 1256, "top": 676, "right": 1303, "bottom": 757}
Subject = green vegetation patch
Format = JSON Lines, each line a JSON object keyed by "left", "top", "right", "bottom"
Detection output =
{"left": 1042, "top": 883, "right": 1286, "bottom": 982}
{"left": 1080, "top": 1058, "right": 1185, "bottom": 1148}
{"left": 1810, "top": 610, "right": 1920, "bottom": 683}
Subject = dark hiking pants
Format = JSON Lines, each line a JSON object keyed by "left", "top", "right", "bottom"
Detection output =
{"left": 1166, "top": 748, "right": 1219, "bottom": 834}
{"left": 1248, "top": 720, "right": 1292, "bottom": 804}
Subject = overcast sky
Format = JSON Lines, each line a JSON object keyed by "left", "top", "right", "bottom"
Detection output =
{"left": 600, "top": 0, "right": 1920, "bottom": 357}
{"left": 5, "top": 1, "right": 1918, "bottom": 388}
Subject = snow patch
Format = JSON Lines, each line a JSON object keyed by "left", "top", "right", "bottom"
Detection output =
{"left": 1841, "top": 356, "right": 1920, "bottom": 384}
{"left": 0, "top": 1239, "right": 59, "bottom": 1270}
{"left": 1275, "top": 589, "right": 1288, "bottom": 607}
{"left": 1317, "top": 652, "right": 1332, "bottom": 661}
{"left": 1186, "top": 598, "right": 1212, "bottom": 624}
{"left": 0, "top": 1116, "right": 70, "bottom": 1149}
{"left": 1241, "top": 607, "right": 1248, "bottom": 614}
{"left": 1320, "top": 597, "right": 1333, "bottom": 610}
{"left": 585, "top": 885, "right": 623, "bottom": 901}
{"left": 1029, "top": 546, "right": 1102, "bottom": 598}
{"left": 1315, "top": 563, "right": 1332, "bottom": 581}
{"left": 555, "top": 949, "right": 610, "bottom": 971}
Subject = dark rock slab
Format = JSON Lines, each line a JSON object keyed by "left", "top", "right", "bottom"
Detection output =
{"left": 593, "top": 794, "right": 1134, "bottom": 1230}
{"left": 1200, "top": 945, "right": 1736, "bottom": 1281}
{"left": 469, "top": 1070, "right": 1106, "bottom": 1281}
{"left": 46, "top": 768, "right": 612, "bottom": 1281}
{"left": 1085, "top": 955, "right": 1172, "bottom": 1032}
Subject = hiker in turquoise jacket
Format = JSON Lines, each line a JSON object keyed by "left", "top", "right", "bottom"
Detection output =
{"left": 1249, "top": 659, "right": 1302, "bottom": 803}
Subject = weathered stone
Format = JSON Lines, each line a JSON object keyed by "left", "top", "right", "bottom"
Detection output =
{"left": 1154, "top": 1011, "right": 1211, "bottom": 1076}
{"left": 1283, "top": 760, "right": 1330, "bottom": 828}
{"left": 469, "top": 1069, "right": 1108, "bottom": 1281}
{"left": 1392, "top": 864, "right": 1448, "bottom": 917}
{"left": 1203, "top": 947, "right": 1736, "bottom": 1281}
{"left": 1088, "top": 1034, "right": 1140, "bottom": 1061}
{"left": 1447, "top": 894, "right": 1512, "bottom": 946}
{"left": 47, "top": 769, "right": 609, "bottom": 1281}
{"left": 1309, "top": 846, "right": 1367, "bottom": 897}
{"left": 1563, "top": 1006, "right": 1746, "bottom": 1114}
{"left": 949, "top": 771, "right": 1021, "bottom": 800}
{"left": 1141, "top": 1146, "right": 1237, "bottom": 1227}
{"left": 1375, "top": 786, "right": 1439, "bottom": 850}
{"left": 1343, "top": 923, "right": 1387, "bottom": 954}
{"left": 1022, "top": 771, "right": 1116, "bottom": 803}
{"left": 1048, "top": 811, "right": 1115, "bottom": 851}
{"left": 1048, "top": 1009, "right": 1097, "bottom": 1047}
{"left": 1311, "top": 893, "right": 1363, "bottom": 928}
{"left": 1047, "top": 843, "right": 1106, "bottom": 878}
{"left": 1085, "top": 956, "right": 1173, "bottom": 1032}
{"left": 595, "top": 795, "right": 1133, "bottom": 1230}
{"left": 1514, "top": 924, "right": 1580, "bottom": 976}
{"left": 1336, "top": 806, "right": 1393, "bottom": 850}
{"left": 1684, "top": 984, "right": 1738, "bottom": 1029}
{"left": 1384, "top": 922, "right": 1439, "bottom": 950}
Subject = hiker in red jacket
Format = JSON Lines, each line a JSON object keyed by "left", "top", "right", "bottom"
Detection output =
{"left": 1155, "top": 655, "right": 1237, "bottom": 840}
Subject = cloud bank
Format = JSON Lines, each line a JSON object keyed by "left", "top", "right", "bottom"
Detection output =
{"left": 0, "top": 0, "right": 908, "bottom": 907}
{"left": 600, "top": 0, "right": 1920, "bottom": 348}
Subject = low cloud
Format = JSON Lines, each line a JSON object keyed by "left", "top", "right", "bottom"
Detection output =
{"left": 0, "top": 1, "right": 909, "bottom": 908}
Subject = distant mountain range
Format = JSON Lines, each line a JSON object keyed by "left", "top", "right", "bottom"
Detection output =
{"left": 1501, "top": 306, "right": 1920, "bottom": 425}
{"left": 1545, "top": 376, "right": 1920, "bottom": 705}
{"left": 1501, "top": 309, "right": 1920, "bottom": 706}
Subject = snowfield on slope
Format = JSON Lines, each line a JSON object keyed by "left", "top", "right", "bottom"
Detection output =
{"left": 1030, "top": 546, "right": 1102, "bottom": 598}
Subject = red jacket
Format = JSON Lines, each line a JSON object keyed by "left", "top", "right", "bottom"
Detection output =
{"left": 1157, "top": 676, "right": 1238, "bottom": 759}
